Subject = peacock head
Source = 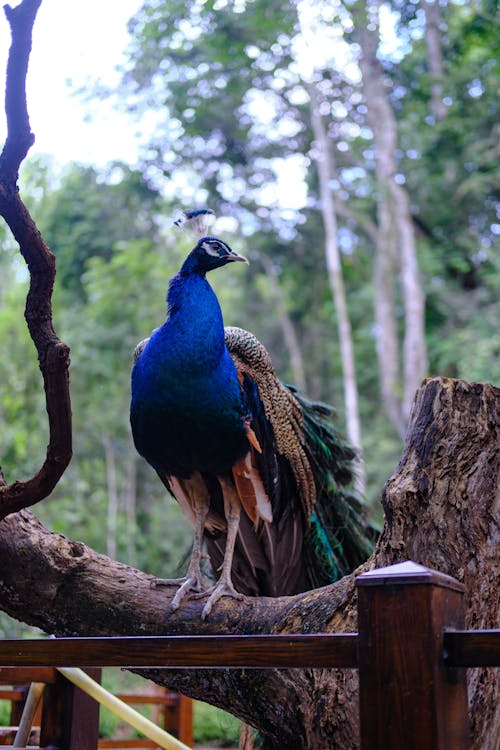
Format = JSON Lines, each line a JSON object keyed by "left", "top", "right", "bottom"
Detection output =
{"left": 180, "top": 236, "right": 248, "bottom": 276}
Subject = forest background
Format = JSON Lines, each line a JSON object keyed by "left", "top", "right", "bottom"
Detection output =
{"left": 0, "top": 0, "right": 498, "bottom": 637}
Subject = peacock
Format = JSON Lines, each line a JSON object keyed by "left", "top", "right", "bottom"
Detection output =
{"left": 130, "top": 210, "right": 374, "bottom": 619}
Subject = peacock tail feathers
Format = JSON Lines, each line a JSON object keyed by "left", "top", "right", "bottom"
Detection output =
{"left": 225, "top": 326, "right": 376, "bottom": 590}
{"left": 291, "top": 385, "right": 377, "bottom": 587}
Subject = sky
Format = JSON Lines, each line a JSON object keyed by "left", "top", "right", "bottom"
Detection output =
{"left": 0, "top": 0, "right": 143, "bottom": 166}
{"left": 0, "top": 0, "right": 312, "bottom": 211}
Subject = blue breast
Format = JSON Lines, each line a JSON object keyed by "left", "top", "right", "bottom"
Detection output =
{"left": 130, "top": 272, "right": 249, "bottom": 477}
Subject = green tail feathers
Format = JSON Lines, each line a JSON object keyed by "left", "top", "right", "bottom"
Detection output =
{"left": 290, "top": 387, "right": 377, "bottom": 588}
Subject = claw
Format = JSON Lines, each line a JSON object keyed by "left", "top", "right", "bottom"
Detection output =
{"left": 151, "top": 570, "right": 211, "bottom": 609}
{"left": 200, "top": 578, "right": 244, "bottom": 620}
{"left": 171, "top": 573, "right": 209, "bottom": 610}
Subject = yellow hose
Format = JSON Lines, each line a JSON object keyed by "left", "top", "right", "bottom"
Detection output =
{"left": 56, "top": 666, "right": 191, "bottom": 750}
{"left": 13, "top": 681, "right": 45, "bottom": 748}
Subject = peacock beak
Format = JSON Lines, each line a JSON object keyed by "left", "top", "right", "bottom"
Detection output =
{"left": 227, "top": 251, "right": 249, "bottom": 264}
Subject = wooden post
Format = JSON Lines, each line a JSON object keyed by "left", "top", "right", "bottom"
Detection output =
{"left": 40, "top": 668, "right": 101, "bottom": 750}
{"left": 164, "top": 693, "right": 193, "bottom": 747}
{"left": 356, "top": 561, "right": 469, "bottom": 750}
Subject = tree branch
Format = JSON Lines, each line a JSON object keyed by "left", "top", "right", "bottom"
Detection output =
{"left": 0, "top": 0, "right": 41, "bottom": 181}
{"left": 0, "top": 0, "right": 72, "bottom": 519}
{"left": 0, "top": 378, "right": 497, "bottom": 748}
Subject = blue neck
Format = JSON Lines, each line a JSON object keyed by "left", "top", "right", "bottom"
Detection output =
{"left": 161, "top": 271, "right": 226, "bottom": 366}
{"left": 131, "top": 265, "right": 249, "bottom": 476}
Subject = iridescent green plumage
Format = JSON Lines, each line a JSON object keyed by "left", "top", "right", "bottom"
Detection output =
{"left": 290, "top": 387, "right": 376, "bottom": 587}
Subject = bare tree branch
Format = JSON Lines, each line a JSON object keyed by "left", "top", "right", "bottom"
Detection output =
{"left": 0, "top": 0, "right": 40, "bottom": 180}
{"left": 0, "top": 0, "right": 72, "bottom": 520}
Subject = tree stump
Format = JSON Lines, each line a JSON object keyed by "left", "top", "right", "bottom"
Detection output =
{"left": 0, "top": 377, "right": 497, "bottom": 749}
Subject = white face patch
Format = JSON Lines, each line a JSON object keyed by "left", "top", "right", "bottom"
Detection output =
{"left": 202, "top": 240, "right": 229, "bottom": 257}
{"left": 202, "top": 241, "right": 220, "bottom": 257}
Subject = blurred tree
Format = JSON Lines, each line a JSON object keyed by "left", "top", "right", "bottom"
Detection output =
{"left": 308, "top": 80, "right": 365, "bottom": 492}
{"left": 39, "top": 162, "right": 163, "bottom": 301}
{"left": 355, "top": 0, "right": 428, "bottom": 436}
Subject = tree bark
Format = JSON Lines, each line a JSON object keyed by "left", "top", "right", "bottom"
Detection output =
{"left": 0, "top": 377, "right": 497, "bottom": 749}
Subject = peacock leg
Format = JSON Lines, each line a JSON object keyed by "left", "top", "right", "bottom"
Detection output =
{"left": 152, "top": 475, "right": 211, "bottom": 610}
{"left": 201, "top": 475, "right": 244, "bottom": 619}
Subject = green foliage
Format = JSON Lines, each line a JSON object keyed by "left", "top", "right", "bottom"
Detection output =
{"left": 37, "top": 162, "right": 163, "bottom": 301}
{"left": 194, "top": 700, "right": 240, "bottom": 745}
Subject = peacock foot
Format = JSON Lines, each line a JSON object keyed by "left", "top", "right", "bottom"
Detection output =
{"left": 151, "top": 572, "right": 211, "bottom": 611}
{"left": 196, "top": 577, "right": 244, "bottom": 620}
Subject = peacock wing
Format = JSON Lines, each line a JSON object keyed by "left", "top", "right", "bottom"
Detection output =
{"left": 224, "top": 326, "right": 316, "bottom": 521}
{"left": 220, "top": 326, "right": 313, "bottom": 596}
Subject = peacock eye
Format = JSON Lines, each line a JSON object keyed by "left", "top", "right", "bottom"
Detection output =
{"left": 202, "top": 241, "right": 222, "bottom": 257}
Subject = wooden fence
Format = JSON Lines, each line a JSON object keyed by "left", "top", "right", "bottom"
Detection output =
{"left": 0, "top": 561, "right": 498, "bottom": 750}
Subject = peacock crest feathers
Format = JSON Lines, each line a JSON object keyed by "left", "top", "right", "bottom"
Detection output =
{"left": 173, "top": 208, "right": 215, "bottom": 236}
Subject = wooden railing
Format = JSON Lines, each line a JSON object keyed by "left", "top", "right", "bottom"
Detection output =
{"left": 0, "top": 561, "right": 497, "bottom": 750}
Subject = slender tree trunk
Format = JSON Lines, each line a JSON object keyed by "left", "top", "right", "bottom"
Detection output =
{"left": 373, "top": 201, "right": 404, "bottom": 436}
{"left": 357, "top": 0, "right": 428, "bottom": 434}
{"left": 422, "top": 0, "right": 447, "bottom": 121}
{"left": 124, "top": 439, "right": 137, "bottom": 566}
{"left": 258, "top": 253, "right": 307, "bottom": 392}
{"left": 308, "top": 83, "right": 365, "bottom": 492}
{"left": 393, "top": 180, "right": 428, "bottom": 421}
{"left": 0, "top": 378, "right": 497, "bottom": 749}
{"left": 103, "top": 433, "right": 118, "bottom": 560}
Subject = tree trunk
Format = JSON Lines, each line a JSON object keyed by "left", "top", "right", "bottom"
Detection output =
{"left": 258, "top": 253, "right": 307, "bottom": 392}
{"left": 0, "top": 377, "right": 497, "bottom": 749}
{"left": 422, "top": 0, "right": 447, "bottom": 121}
{"left": 103, "top": 433, "right": 118, "bottom": 560}
{"left": 308, "top": 82, "right": 365, "bottom": 493}
{"left": 357, "top": 1, "right": 428, "bottom": 434}
{"left": 124, "top": 439, "right": 137, "bottom": 566}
